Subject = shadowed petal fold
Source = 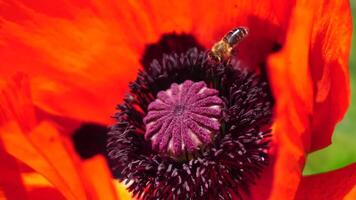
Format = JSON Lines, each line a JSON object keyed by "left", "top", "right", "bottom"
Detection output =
{"left": 308, "top": 0, "right": 352, "bottom": 152}
{"left": 249, "top": 0, "right": 318, "bottom": 199}
{"left": 0, "top": 0, "right": 296, "bottom": 124}
{"left": 0, "top": 74, "right": 121, "bottom": 200}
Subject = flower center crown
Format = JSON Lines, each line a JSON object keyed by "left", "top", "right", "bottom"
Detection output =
{"left": 144, "top": 80, "right": 223, "bottom": 157}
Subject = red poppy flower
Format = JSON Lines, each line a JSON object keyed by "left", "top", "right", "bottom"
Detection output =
{"left": 0, "top": 0, "right": 355, "bottom": 199}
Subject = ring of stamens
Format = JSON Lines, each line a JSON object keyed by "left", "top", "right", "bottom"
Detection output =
{"left": 107, "top": 47, "right": 273, "bottom": 200}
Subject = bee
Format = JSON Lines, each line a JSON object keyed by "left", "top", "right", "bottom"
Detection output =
{"left": 209, "top": 27, "right": 249, "bottom": 62}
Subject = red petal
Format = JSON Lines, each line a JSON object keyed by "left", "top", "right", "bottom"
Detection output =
{"left": 0, "top": 75, "right": 119, "bottom": 200}
{"left": 1, "top": 121, "right": 88, "bottom": 200}
{"left": 0, "top": 141, "right": 28, "bottom": 200}
{"left": 248, "top": 1, "right": 320, "bottom": 199}
{"left": 252, "top": 0, "right": 352, "bottom": 196}
{"left": 0, "top": 73, "right": 37, "bottom": 131}
{"left": 188, "top": 0, "right": 296, "bottom": 69}
{"left": 308, "top": 0, "right": 352, "bottom": 151}
{"left": 27, "top": 187, "right": 65, "bottom": 200}
{"left": 0, "top": 1, "right": 143, "bottom": 124}
{"left": 22, "top": 172, "right": 65, "bottom": 200}
{"left": 0, "top": 0, "right": 297, "bottom": 124}
{"left": 81, "top": 155, "right": 120, "bottom": 200}
{"left": 295, "top": 164, "right": 356, "bottom": 200}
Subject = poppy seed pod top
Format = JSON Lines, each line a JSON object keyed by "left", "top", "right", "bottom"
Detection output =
{"left": 144, "top": 80, "right": 223, "bottom": 157}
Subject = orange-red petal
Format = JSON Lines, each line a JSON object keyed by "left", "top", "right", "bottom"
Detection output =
{"left": 0, "top": 74, "right": 119, "bottom": 200}
{"left": 295, "top": 163, "right": 356, "bottom": 200}
{"left": 0, "top": 0, "right": 298, "bottom": 124}
{"left": 0, "top": 1, "right": 144, "bottom": 124}
{"left": 251, "top": 0, "right": 351, "bottom": 197}
{"left": 0, "top": 141, "right": 28, "bottom": 200}
{"left": 308, "top": 0, "right": 352, "bottom": 152}
{"left": 1, "top": 120, "right": 87, "bottom": 200}
{"left": 248, "top": 0, "right": 319, "bottom": 199}
{"left": 81, "top": 156, "right": 119, "bottom": 200}
{"left": 256, "top": 0, "right": 352, "bottom": 197}
{"left": 22, "top": 172, "right": 65, "bottom": 200}
{"left": 190, "top": 0, "right": 296, "bottom": 70}
{"left": 26, "top": 187, "right": 64, "bottom": 200}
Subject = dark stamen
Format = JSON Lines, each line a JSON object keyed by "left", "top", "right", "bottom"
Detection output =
{"left": 141, "top": 33, "right": 204, "bottom": 70}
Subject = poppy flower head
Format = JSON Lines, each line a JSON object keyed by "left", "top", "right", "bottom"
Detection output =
{"left": 107, "top": 33, "right": 274, "bottom": 199}
{"left": 0, "top": 1, "right": 353, "bottom": 200}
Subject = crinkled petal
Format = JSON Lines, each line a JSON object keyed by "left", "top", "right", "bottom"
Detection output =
{"left": 252, "top": 0, "right": 352, "bottom": 197}
{"left": 82, "top": 155, "right": 120, "bottom": 200}
{"left": 22, "top": 172, "right": 65, "bottom": 200}
{"left": 0, "top": 74, "right": 119, "bottom": 200}
{"left": 295, "top": 164, "right": 356, "bottom": 200}
{"left": 0, "top": 1, "right": 143, "bottom": 124}
{"left": 308, "top": 0, "right": 352, "bottom": 151}
{"left": 0, "top": 0, "right": 297, "bottom": 124}
{"left": 0, "top": 141, "right": 28, "bottom": 200}
{"left": 26, "top": 187, "right": 65, "bottom": 200}
{"left": 249, "top": 0, "right": 319, "bottom": 199}
{"left": 190, "top": 0, "right": 296, "bottom": 69}
{"left": 1, "top": 121, "right": 87, "bottom": 200}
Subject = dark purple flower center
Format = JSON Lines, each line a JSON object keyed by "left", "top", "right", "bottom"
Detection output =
{"left": 144, "top": 80, "right": 223, "bottom": 157}
{"left": 107, "top": 39, "right": 274, "bottom": 199}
